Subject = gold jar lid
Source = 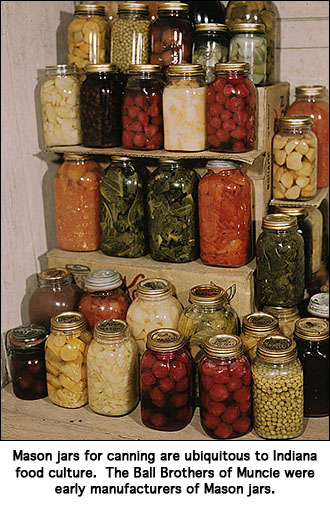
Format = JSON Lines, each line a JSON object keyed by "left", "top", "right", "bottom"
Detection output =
{"left": 189, "top": 284, "right": 227, "bottom": 307}
{"left": 85, "top": 64, "right": 118, "bottom": 73}
{"left": 111, "top": 156, "right": 132, "bottom": 162}
{"left": 64, "top": 154, "right": 92, "bottom": 161}
{"left": 307, "top": 293, "right": 329, "bottom": 318}
{"left": 195, "top": 23, "right": 229, "bottom": 33}
{"left": 158, "top": 2, "right": 189, "bottom": 13}
{"left": 118, "top": 2, "right": 149, "bottom": 14}
{"left": 262, "top": 213, "right": 297, "bottom": 231}
{"left": 50, "top": 312, "right": 87, "bottom": 333}
{"left": 232, "top": 22, "right": 265, "bottom": 33}
{"left": 295, "top": 317, "right": 329, "bottom": 340}
{"left": 38, "top": 268, "right": 71, "bottom": 282}
{"left": 137, "top": 278, "right": 172, "bottom": 299}
{"left": 204, "top": 334, "right": 244, "bottom": 358}
{"left": 128, "top": 64, "right": 161, "bottom": 74}
{"left": 159, "top": 159, "right": 183, "bottom": 165}
{"left": 74, "top": 4, "right": 106, "bottom": 16}
{"left": 295, "top": 85, "right": 326, "bottom": 98}
{"left": 263, "top": 305, "right": 300, "bottom": 319}
{"left": 274, "top": 206, "right": 307, "bottom": 217}
{"left": 147, "top": 329, "right": 185, "bottom": 352}
{"left": 215, "top": 62, "right": 250, "bottom": 73}
{"left": 279, "top": 115, "right": 313, "bottom": 128}
{"left": 206, "top": 160, "right": 241, "bottom": 170}
{"left": 7, "top": 324, "right": 48, "bottom": 348}
{"left": 256, "top": 335, "right": 297, "bottom": 362}
{"left": 168, "top": 64, "right": 203, "bottom": 75}
{"left": 243, "top": 312, "right": 279, "bottom": 334}
{"left": 94, "top": 319, "right": 129, "bottom": 341}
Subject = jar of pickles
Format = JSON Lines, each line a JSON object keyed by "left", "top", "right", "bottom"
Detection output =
{"left": 199, "top": 334, "right": 252, "bottom": 439}
{"left": 54, "top": 155, "right": 102, "bottom": 251}
{"left": 163, "top": 64, "right": 207, "bottom": 151}
{"left": 122, "top": 64, "right": 164, "bottom": 150}
{"left": 126, "top": 278, "right": 183, "bottom": 355}
{"left": 45, "top": 312, "right": 91, "bottom": 408}
{"left": 140, "top": 328, "right": 194, "bottom": 431}
{"left": 6, "top": 324, "right": 48, "bottom": 400}
{"left": 263, "top": 305, "right": 300, "bottom": 339}
{"left": 100, "top": 156, "right": 148, "bottom": 258}
{"left": 78, "top": 269, "right": 131, "bottom": 330}
{"left": 199, "top": 160, "right": 253, "bottom": 267}
{"left": 207, "top": 62, "right": 256, "bottom": 152}
{"left": 87, "top": 319, "right": 139, "bottom": 416}
{"left": 192, "top": 23, "right": 229, "bottom": 84}
{"left": 252, "top": 335, "right": 304, "bottom": 439}
{"left": 240, "top": 312, "right": 279, "bottom": 361}
{"left": 147, "top": 159, "right": 199, "bottom": 262}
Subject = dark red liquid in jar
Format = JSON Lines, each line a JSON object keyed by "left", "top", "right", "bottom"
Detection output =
{"left": 78, "top": 289, "right": 131, "bottom": 330}
{"left": 10, "top": 349, "right": 47, "bottom": 400}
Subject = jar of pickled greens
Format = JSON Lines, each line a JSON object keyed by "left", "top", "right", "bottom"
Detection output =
{"left": 199, "top": 334, "right": 252, "bottom": 439}
{"left": 45, "top": 312, "right": 92, "bottom": 408}
{"left": 87, "top": 319, "right": 139, "bottom": 416}
{"left": 252, "top": 335, "right": 304, "bottom": 439}
{"left": 54, "top": 155, "right": 102, "bottom": 251}
{"left": 126, "top": 278, "right": 183, "bottom": 355}
{"left": 65, "top": 264, "right": 91, "bottom": 291}
{"left": 240, "top": 312, "right": 279, "bottom": 361}
{"left": 78, "top": 269, "right": 131, "bottom": 330}
{"left": 263, "top": 305, "right": 300, "bottom": 339}
{"left": 147, "top": 159, "right": 199, "bottom": 262}
{"left": 140, "top": 328, "right": 194, "bottom": 431}
{"left": 100, "top": 156, "right": 148, "bottom": 258}
{"left": 192, "top": 23, "right": 229, "bottom": 84}
{"left": 256, "top": 214, "right": 305, "bottom": 308}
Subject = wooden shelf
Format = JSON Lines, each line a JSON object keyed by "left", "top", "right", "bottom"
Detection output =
{"left": 270, "top": 187, "right": 329, "bottom": 208}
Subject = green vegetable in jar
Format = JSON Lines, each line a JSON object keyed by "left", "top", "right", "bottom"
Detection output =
{"left": 110, "top": 18, "right": 150, "bottom": 74}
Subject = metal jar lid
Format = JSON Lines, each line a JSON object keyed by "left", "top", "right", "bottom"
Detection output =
{"left": 128, "top": 64, "right": 161, "bottom": 74}
{"left": 232, "top": 23, "right": 265, "bottom": 33}
{"left": 243, "top": 312, "right": 279, "bottom": 335}
{"left": 256, "top": 335, "right": 297, "bottom": 362}
{"left": 74, "top": 4, "right": 106, "bottom": 16}
{"left": 295, "top": 85, "right": 326, "bottom": 98}
{"left": 195, "top": 23, "right": 229, "bottom": 33}
{"left": 118, "top": 2, "right": 149, "bottom": 14}
{"left": 274, "top": 206, "right": 307, "bottom": 217}
{"left": 94, "top": 319, "right": 129, "bottom": 341}
{"left": 215, "top": 62, "right": 250, "bottom": 73}
{"left": 168, "top": 64, "right": 203, "bottom": 76}
{"left": 295, "top": 317, "right": 329, "bottom": 341}
{"left": 7, "top": 324, "right": 48, "bottom": 348}
{"left": 158, "top": 2, "right": 189, "bottom": 13}
{"left": 189, "top": 284, "right": 227, "bottom": 307}
{"left": 262, "top": 213, "right": 297, "bottom": 231}
{"left": 279, "top": 115, "right": 313, "bottom": 128}
{"left": 137, "top": 278, "right": 172, "bottom": 299}
{"left": 63, "top": 154, "right": 92, "bottom": 161}
{"left": 85, "top": 64, "right": 118, "bottom": 73}
{"left": 85, "top": 269, "right": 123, "bottom": 291}
{"left": 307, "top": 293, "right": 329, "bottom": 318}
{"left": 263, "top": 305, "right": 300, "bottom": 319}
{"left": 111, "top": 156, "right": 132, "bottom": 162}
{"left": 206, "top": 160, "right": 241, "bottom": 170}
{"left": 38, "top": 268, "right": 72, "bottom": 283}
{"left": 147, "top": 329, "right": 185, "bottom": 352}
{"left": 50, "top": 312, "right": 87, "bottom": 333}
{"left": 204, "top": 334, "right": 244, "bottom": 358}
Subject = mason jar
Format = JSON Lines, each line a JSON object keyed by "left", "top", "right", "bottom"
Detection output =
{"left": 252, "top": 335, "right": 304, "bottom": 439}
{"left": 65, "top": 264, "right": 91, "bottom": 291}
{"left": 263, "top": 305, "right": 300, "bottom": 339}
{"left": 307, "top": 293, "right": 329, "bottom": 319}
{"left": 192, "top": 23, "right": 229, "bottom": 84}
{"left": 240, "top": 312, "right": 279, "bottom": 362}
{"left": 87, "top": 319, "right": 139, "bottom": 416}
{"left": 199, "top": 334, "right": 252, "bottom": 439}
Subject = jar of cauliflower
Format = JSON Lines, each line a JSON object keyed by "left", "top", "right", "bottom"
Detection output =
{"left": 126, "top": 278, "right": 183, "bottom": 356}
{"left": 87, "top": 319, "right": 139, "bottom": 416}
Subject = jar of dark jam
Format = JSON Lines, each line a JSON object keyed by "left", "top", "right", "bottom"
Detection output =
{"left": 140, "top": 328, "right": 194, "bottom": 431}
{"left": 28, "top": 268, "right": 83, "bottom": 331}
{"left": 6, "top": 324, "right": 48, "bottom": 400}
{"left": 294, "top": 317, "right": 329, "bottom": 417}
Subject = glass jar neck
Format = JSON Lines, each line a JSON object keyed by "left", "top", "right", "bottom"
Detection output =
{"left": 128, "top": 71, "right": 162, "bottom": 81}
{"left": 168, "top": 73, "right": 204, "bottom": 82}
{"left": 158, "top": 10, "right": 189, "bottom": 19}
{"left": 51, "top": 328, "right": 87, "bottom": 338}
{"left": 119, "top": 11, "right": 148, "bottom": 20}
{"left": 263, "top": 225, "right": 298, "bottom": 235}
{"left": 280, "top": 126, "right": 312, "bottom": 135}
{"left": 64, "top": 157, "right": 91, "bottom": 165}
{"left": 87, "top": 287, "right": 121, "bottom": 296}
{"left": 94, "top": 334, "right": 127, "bottom": 345}
{"left": 295, "top": 95, "right": 326, "bottom": 103}
{"left": 233, "top": 31, "right": 265, "bottom": 37}
{"left": 86, "top": 72, "right": 116, "bottom": 80}
{"left": 38, "top": 278, "right": 70, "bottom": 288}
{"left": 206, "top": 350, "right": 244, "bottom": 361}
{"left": 137, "top": 292, "right": 171, "bottom": 302}
{"left": 215, "top": 70, "right": 248, "bottom": 79}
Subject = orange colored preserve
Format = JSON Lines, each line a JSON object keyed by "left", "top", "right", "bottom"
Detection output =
{"left": 54, "top": 155, "right": 102, "bottom": 251}
{"left": 198, "top": 160, "right": 252, "bottom": 267}
{"left": 286, "top": 85, "right": 329, "bottom": 188}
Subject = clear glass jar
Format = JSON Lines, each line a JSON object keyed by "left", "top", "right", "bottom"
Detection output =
{"left": 163, "top": 64, "right": 207, "bottom": 151}
{"left": 122, "top": 64, "right": 164, "bottom": 150}
{"left": 272, "top": 115, "right": 318, "bottom": 201}
{"left": 306, "top": 207, "right": 323, "bottom": 275}
{"left": 65, "top": 264, "right": 91, "bottom": 291}
{"left": 229, "top": 23, "right": 267, "bottom": 86}
{"left": 6, "top": 324, "right": 48, "bottom": 400}
{"left": 256, "top": 214, "right": 305, "bottom": 308}
{"left": 147, "top": 159, "right": 199, "bottom": 262}
{"left": 286, "top": 85, "right": 329, "bottom": 188}
{"left": 67, "top": 4, "right": 109, "bottom": 74}
{"left": 240, "top": 312, "right": 279, "bottom": 361}
{"left": 45, "top": 312, "right": 92, "bottom": 408}
{"left": 263, "top": 305, "right": 300, "bottom": 339}
{"left": 207, "top": 62, "right": 257, "bottom": 152}
{"left": 126, "top": 278, "right": 183, "bottom": 355}
{"left": 87, "top": 319, "right": 139, "bottom": 416}
{"left": 100, "top": 156, "right": 148, "bottom": 257}
{"left": 78, "top": 269, "right": 132, "bottom": 330}
{"left": 294, "top": 317, "right": 329, "bottom": 417}
{"left": 307, "top": 293, "right": 329, "bottom": 319}
{"left": 28, "top": 268, "right": 83, "bottom": 331}
{"left": 199, "top": 160, "right": 253, "bottom": 266}
{"left": 199, "top": 334, "right": 252, "bottom": 439}
{"left": 54, "top": 155, "right": 102, "bottom": 251}
{"left": 252, "top": 335, "right": 304, "bottom": 439}
{"left": 192, "top": 23, "right": 229, "bottom": 84}
{"left": 140, "top": 328, "right": 194, "bottom": 431}
{"left": 40, "top": 65, "right": 81, "bottom": 147}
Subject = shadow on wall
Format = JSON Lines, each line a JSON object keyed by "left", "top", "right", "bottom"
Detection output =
{"left": 21, "top": 273, "right": 39, "bottom": 325}
{"left": 56, "top": 10, "right": 75, "bottom": 64}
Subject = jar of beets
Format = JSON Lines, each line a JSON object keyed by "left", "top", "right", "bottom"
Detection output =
{"left": 122, "top": 64, "right": 164, "bottom": 150}
{"left": 206, "top": 62, "right": 256, "bottom": 152}
{"left": 199, "top": 334, "right": 252, "bottom": 439}
{"left": 140, "top": 328, "right": 194, "bottom": 431}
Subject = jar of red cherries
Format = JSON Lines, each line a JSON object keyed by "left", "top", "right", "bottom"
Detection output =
{"left": 199, "top": 334, "right": 252, "bottom": 439}
{"left": 206, "top": 62, "right": 256, "bottom": 152}
{"left": 140, "top": 328, "right": 194, "bottom": 431}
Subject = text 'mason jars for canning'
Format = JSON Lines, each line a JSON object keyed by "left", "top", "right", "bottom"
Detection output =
{"left": 192, "top": 23, "right": 229, "bottom": 85}
{"left": 140, "top": 328, "right": 194, "bottom": 431}
{"left": 240, "top": 311, "right": 279, "bottom": 362}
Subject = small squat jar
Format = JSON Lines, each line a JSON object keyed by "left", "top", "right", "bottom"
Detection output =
{"left": 6, "top": 324, "right": 48, "bottom": 400}
{"left": 240, "top": 312, "right": 279, "bottom": 362}
{"left": 263, "top": 305, "right": 300, "bottom": 339}
{"left": 87, "top": 319, "right": 139, "bottom": 416}
{"left": 252, "top": 335, "right": 304, "bottom": 439}
{"left": 140, "top": 328, "right": 194, "bottom": 431}
{"left": 192, "top": 23, "right": 229, "bottom": 84}
{"left": 199, "top": 334, "right": 252, "bottom": 439}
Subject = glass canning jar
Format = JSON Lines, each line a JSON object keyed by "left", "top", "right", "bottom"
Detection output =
{"left": 207, "top": 62, "right": 256, "bottom": 152}
{"left": 147, "top": 159, "right": 199, "bottom": 262}
{"left": 100, "top": 156, "right": 148, "bottom": 258}
{"left": 272, "top": 115, "right": 318, "bottom": 201}
{"left": 45, "top": 312, "right": 92, "bottom": 408}
{"left": 256, "top": 214, "right": 305, "bottom": 308}
{"left": 87, "top": 319, "right": 139, "bottom": 416}
{"left": 140, "top": 328, "right": 194, "bottom": 431}
{"left": 78, "top": 269, "right": 131, "bottom": 330}
{"left": 240, "top": 312, "right": 279, "bottom": 362}
{"left": 163, "top": 64, "right": 207, "bottom": 151}
{"left": 28, "top": 268, "right": 83, "bottom": 331}
{"left": 192, "top": 23, "right": 229, "bottom": 84}
{"left": 122, "top": 64, "right": 164, "bottom": 150}
{"left": 54, "top": 155, "right": 102, "bottom": 251}
{"left": 40, "top": 65, "right": 81, "bottom": 147}
{"left": 126, "top": 278, "right": 183, "bottom": 356}
{"left": 65, "top": 264, "right": 91, "bottom": 291}
{"left": 307, "top": 293, "right": 329, "bottom": 319}
{"left": 294, "top": 317, "right": 329, "bottom": 417}
{"left": 199, "top": 334, "right": 252, "bottom": 439}
{"left": 6, "top": 324, "right": 48, "bottom": 400}
{"left": 199, "top": 160, "right": 253, "bottom": 267}
{"left": 252, "top": 335, "right": 304, "bottom": 439}
{"left": 286, "top": 85, "right": 329, "bottom": 188}
{"left": 263, "top": 305, "right": 300, "bottom": 339}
